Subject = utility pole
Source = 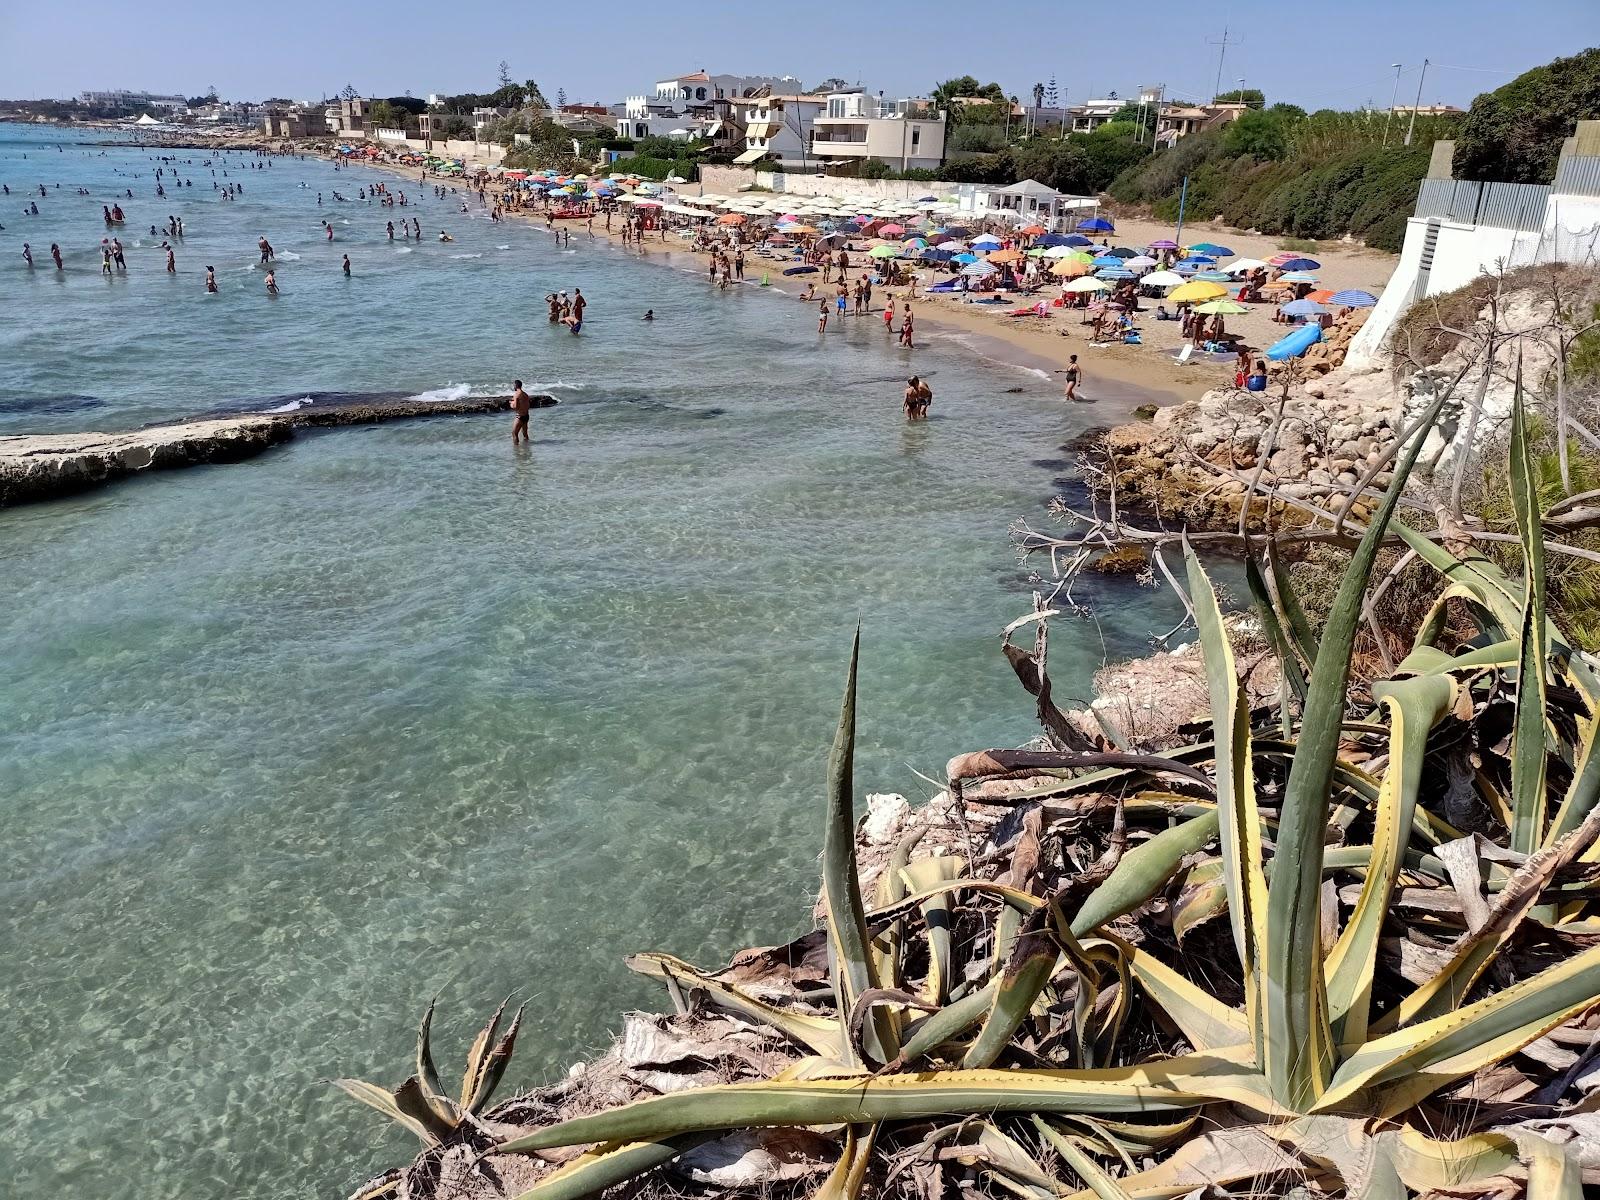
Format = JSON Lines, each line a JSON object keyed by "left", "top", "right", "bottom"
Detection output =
{"left": 1404, "top": 58, "right": 1429, "bottom": 146}
{"left": 1208, "top": 25, "right": 1241, "bottom": 104}
{"left": 1382, "top": 63, "right": 1402, "bottom": 147}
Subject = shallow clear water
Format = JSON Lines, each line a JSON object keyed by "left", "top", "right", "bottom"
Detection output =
{"left": 0, "top": 124, "right": 1187, "bottom": 1198}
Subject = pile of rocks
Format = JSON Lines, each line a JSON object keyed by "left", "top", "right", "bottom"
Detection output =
{"left": 1298, "top": 308, "right": 1371, "bottom": 375}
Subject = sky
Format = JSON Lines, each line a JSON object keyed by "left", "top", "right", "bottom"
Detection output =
{"left": 2, "top": 1, "right": 1596, "bottom": 112}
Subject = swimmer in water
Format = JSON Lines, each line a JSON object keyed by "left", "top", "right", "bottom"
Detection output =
{"left": 642, "top": 309, "right": 653, "bottom": 320}
{"left": 438, "top": 231, "right": 453, "bottom": 242}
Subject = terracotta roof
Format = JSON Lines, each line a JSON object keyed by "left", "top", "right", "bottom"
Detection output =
{"left": 678, "top": 71, "right": 710, "bottom": 82}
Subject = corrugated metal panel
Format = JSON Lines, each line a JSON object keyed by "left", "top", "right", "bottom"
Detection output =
{"left": 1554, "top": 154, "right": 1600, "bottom": 197}
{"left": 1477, "top": 182, "right": 1549, "bottom": 229}
{"left": 1413, "top": 178, "right": 1548, "bottom": 230}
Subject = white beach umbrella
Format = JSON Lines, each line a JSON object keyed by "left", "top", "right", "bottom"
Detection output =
{"left": 1063, "top": 276, "right": 1111, "bottom": 292}
{"left": 1124, "top": 255, "right": 1158, "bottom": 270}
{"left": 1043, "top": 246, "right": 1078, "bottom": 258}
{"left": 1228, "top": 258, "right": 1269, "bottom": 273}
{"left": 1140, "top": 270, "right": 1185, "bottom": 288}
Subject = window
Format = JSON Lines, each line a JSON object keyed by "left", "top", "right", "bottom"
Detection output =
{"left": 911, "top": 129, "right": 920, "bottom": 148}
{"left": 696, "top": 88, "right": 706, "bottom": 101}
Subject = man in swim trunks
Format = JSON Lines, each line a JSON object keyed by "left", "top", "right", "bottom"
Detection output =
{"left": 258, "top": 236, "right": 273, "bottom": 263}
{"left": 572, "top": 288, "right": 586, "bottom": 327}
{"left": 509, "top": 379, "right": 531, "bottom": 443}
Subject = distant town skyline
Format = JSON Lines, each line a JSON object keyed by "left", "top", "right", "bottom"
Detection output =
{"left": 3, "top": 0, "right": 1595, "bottom": 112}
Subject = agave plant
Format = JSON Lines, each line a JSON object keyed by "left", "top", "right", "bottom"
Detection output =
{"left": 336, "top": 997, "right": 525, "bottom": 1148}
{"left": 389, "top": 376, "right": 1600, "bottom": 1198}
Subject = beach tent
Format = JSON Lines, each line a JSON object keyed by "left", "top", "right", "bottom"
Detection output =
{"left": 1266, "top": 323, "right": 1323, "bottom": 360}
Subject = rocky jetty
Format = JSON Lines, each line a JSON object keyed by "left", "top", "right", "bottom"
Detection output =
{"left": 0, "top": 393, "right": 554, "bottom": 507}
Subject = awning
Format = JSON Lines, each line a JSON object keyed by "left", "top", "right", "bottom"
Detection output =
{"left": 744, "top": 121, "right": 772, "bottom": 139}
{"left": 733, "top": 148, "right": 766, "bottom": 164}
{"left": 705, "top": 119, "right": 723, "bottom": 137}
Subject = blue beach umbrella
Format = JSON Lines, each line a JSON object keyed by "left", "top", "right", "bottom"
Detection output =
{"left": 1097, "top": 267, "right": 1134, "bottom": 279}
{"left": 1077, "top": 216, "right": 1115, "bottom": 232}
{"left": 1183, "top": 254, "right": 1217, "bottom": 266}
{"left": 972, "top": 233, "right": 1003, "bottom": 247}
{"left": 921, "top": 248, "right": 955, "bottom": 262}
{"left": 1194, "top": 270, "right": 1233, "bottom": 282}
{"left": 1036, "top": 233, "right": 1072, "bottom": 247}
{"left": 1329, "top": 289, "right": 1378, "bottom": 307}
{"left": 1281, "top": 298, "right": 1326, "bottom": 317}
{"left": 1277, "top": 256, "right": 1321, "bottom": 271}
{"left": 1278, "top": 271, "right": 1319, "bottom": 284}
{"left": 1189, "top": 242, "right": 1233, "bottom": 256}
{"left": 1063, "top": 234, "right": 1093, "bottom": 246}
{"left": 1091, "top": 255, "right": 1122, "bottom": 267}
{"left": 953, "top": 252, "right": 980, "bottom": 264}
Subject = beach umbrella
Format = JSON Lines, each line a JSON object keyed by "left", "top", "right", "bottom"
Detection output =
{"left": 1042, "top": 245, "right": 1078, "bottom": 258}
{"left": 986, "top": 248, "right": 1024, "bottom": 264}
{"left": 1306, "top": 289, "right": 1337, "bottom": 303}
{"left": 1141, "top": 269, "right": 1185, "bottom": 288}
{"left": 1063, "top": 235, "right": 1094, "bottom": 247}
{"left": 1281, "top": 299, "right": 1327, "bottom": 317}
{"left": 1020, "top": 224, "right": 1047, "bottom": 236}
{"left": 1188, "top": 242, "right": 1233, "bottom": 256}
{"left": 1077, "top": 216, "right": 1115, "bottom": 232}
{"left": 1050, "top": 260, "right": 1094, "bottom": 277}
{"left": 1147, "top": 239, "right": 1178, "bottom": 250}
{"left": 1194, "top": 271, "right": 1234, "bottom": 282}
{"left": 1182, "top": 254, "right": 1217, "bottom": 266}
{"left": 917, "top": 195, "right": 938, "bottom": 202}
{"left": 1123, "top": 255, "right": 1158, "bottom": 269}
{"left": 903, "top": 236, "right": 927, "bottom": 248}
{"left": 1091, "top": 255, "right": 1122, "bottom": 268}
{"left": 1329, "top": 289, "right": 1379, "bottom": 307}
{"left": 1193, "top": 299, "right": 1250, "bottom": 315}
{"left": 937, "top": 238, "right": 969, "bottom": 251}
{"left": 972, "top": 233, "right": 1003, "bottom": 247}
{"left": 1275, "top": 255, "right": 1321, "bottom": 271}
{"left": 879, "top": 223, "right": 905, "bottom": 236}
{"left": 716, "top": 213, "right": 746, "bottom": 225}
{"left": 1063, "top": 276, "right": 1111, "bottom": 292}
{"left": 953, "top": 252, "right": 980, "bottom": 264}
{"left": 1036, "top": 233, "right": 1072, "bottom": 247}
{"left": 1026, "top": 248, "right": 1051, "bottom": 257}
{"left": 1278, "top": 271, "right": 1319, "bottom": 284}
{"left": 921, "top": 248, "right": 955, "bottom": 262}
{"left": 1097, "top": 267, "right": 1135, "bottom": 280}
{"left": 1104, "top": 247, "right": 1138, "bottom": 258}
{"left": 1169, "top": 280, "right": 1229, "bottom": 303}
{"left": 868, "top": 244, "right": 900, "bottom": 258}
{"left": 961, "top": 261, "right": 998, "bottom": 276}
{"left": 788, "top": 225, "right": 818, "bottom": 235}
{"left": 1227, "top": 258, "right": 1269, "bottom": 273}
{"left": 943, "top": 225, "right": 972, "bottom": 236}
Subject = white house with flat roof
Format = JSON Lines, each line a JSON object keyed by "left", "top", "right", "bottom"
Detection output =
{"left": 728, "top": 94, "right": 827, "bottom": 167}
{"left": 810, "top": 92, "right": 947, "bottom": 172}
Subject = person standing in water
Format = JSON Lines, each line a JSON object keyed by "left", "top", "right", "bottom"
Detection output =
{"left": 571, "top": 288, "right": 586, "bottom": 328}
{"left": 1062, "top": 354, "right": 1082, "bottom": 401}
{"left": 21, "top": 243, "right": 31, "bottom": 267}
{"left": 205, "top": 265, "right": 218, "bottom": 292}
{"left": 50, "top": 242, "right": 62, "bottom": 269}
{"left": 898, "top": 301, "right": 914, "bottom": 348}
{"left": 164, "top": 242, "right": 175, "bottom": 273}
{"left": 509, "top": 379, "right": 532, "bottom": 444}
{"left": 264, "top": 269, "right": 278, "bottom": 295}
{"left": 258, "top": 235, "right": 274, "bottom": 263}
{"left": 342, "top": 254, "right": 350, "bottom": 276}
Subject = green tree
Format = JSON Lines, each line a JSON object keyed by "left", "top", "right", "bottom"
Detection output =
{"left": 1113, "top": 102, "right": 1156, "bottom": 137}
{"left": 1453, "top": 46, "right": 1600, "bottom": 183}
{"left": 931, "top": 76, "right": 1007, "bottom": 122}
{"left": 1223, "top": 109, "right": 1290, "bottom": 160}
{"left": 1010, "top": 138, "right": 1093, "bottom": 193}
{"left": 524, "top": 80, "right": 548, "bottom": 110}
{"left": 1214, "top": 87, "right": 1266, "bottom": 108}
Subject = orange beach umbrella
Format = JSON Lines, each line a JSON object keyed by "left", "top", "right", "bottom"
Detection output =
{"left": 716, "top": 213, "right": 746, "bottom": 225}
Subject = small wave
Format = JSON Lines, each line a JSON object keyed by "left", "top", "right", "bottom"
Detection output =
{"left": 393, "top": 246, "right": 413, "bottom": 254}
{"left": 407, "top": 383, "right": 472, "bottom": 403}
{"left": 263, "top": 396, "right": 315, "bottom": 413}
{"left": 277, "top": 251, "right": 301, "bottom": 261}
{"left": 495, "top": 244, "right": 511, "bottom": 250}
{"left": 449, "top": 252, "right": 483, "bottom": 260}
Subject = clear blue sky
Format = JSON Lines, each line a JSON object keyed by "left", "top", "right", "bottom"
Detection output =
{"left": 2, "top": 1, "right": 1595, "bottom": 110}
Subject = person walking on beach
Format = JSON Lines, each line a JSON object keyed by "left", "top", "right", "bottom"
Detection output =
{"left": 509, "top": 379, "right": 532, "bottom": 444}
{"left": 1063, "top": 354, "right": 1082, "bottom": 401}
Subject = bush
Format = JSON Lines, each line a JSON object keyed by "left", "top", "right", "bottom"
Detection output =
{"left": 1454, "top": 47, "right": 1600, "bottom": 183}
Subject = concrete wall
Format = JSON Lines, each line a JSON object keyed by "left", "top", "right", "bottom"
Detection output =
{"left": 697, "top": 165, "right": 962, "bottom": 200}
{"left": 371, "top": 134, "right": 505, "bottom": 163}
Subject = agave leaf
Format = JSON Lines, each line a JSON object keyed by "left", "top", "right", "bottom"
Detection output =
{"left": 1324, "top": 674, "right": 1455, "bottom": 1047}
{"left": 1051, "top": 1113, "right": 1201, "bottom": 1157}
{"left": 468, "top": 1003, "right": 525, "bottom": 1114}
{"left": 1317, "top": 941, "right": 1600, "bottom": 1114}
{"left": 968, "top": 1121, "right": 1068, "bottom": 1200}
{"left": 1057, "top": 1123, "right": 1299, "bottom": 1200}
{"left": 1508, "top": 369, "right": 1551, "bottom": 857}
{"left": 815, "top": 1125, "right": 876, "bottom": 1200}
{"left": 1546, "top": 711, "right": 1600, "bottom": 847}
{"left": 899, "top": 856, "right": 963, "bottom": 1006}
{"left": 1184, "top": 542, "right": 1269, "bottom": 1070}
{"left": 1119, "top": 939, "right": 1250, "bottom": 1053}
{"left": 1068, "top": 812, "right": 1219, "bottom": 937}
{"left": 961, "top": 917, "right": 1059, "bottom": 1068}
{"left": 1524, "top": 1133, "right": 1584, "bottom": 1200}
{"left": 1266, "top": 387, "right": 1447, "bottom": 1111}
{"left": 897, "top": 981, "right": 997, "bottom": 1062}
{"left": 332, "top": 1076, "right": 455, "bottom": 1146}
{"left": 1385, "top": 1126, "right": 1518, "bottom": 1192}
{"left": 1033, "top": 1117, "right": 1134, "bottom": 1200}
{"left": 415, "top": 998, "right": 459, "bottom": 1127}
{"left": 459, "top": 998, "right": 508, "bottom": 1114}
{"left": 491, "top": 1052, "right": 1279, "bottom": 1153}
{"left": 626, "top": 952, "right": 844, "bottom": 1059}
{"left": 1393, "top": 525, "right": 1524, "bottom": 640}
{"left": 502, "top": 1135, "right": 715, "bottom": 1200}
{"left": 823, "top": 630, "right": 894, "bottom": 1065}
{"left": 1245, "top": 554, "right": 1308, "bottom": 728}
{"left": 871, "top": 830, "right": 921, "bottom": 990}
{"left": 1378, "top": 804, "right": 1600, "bottom": 1032}
{"left": 1267, "top": 546, "right": 1319, "bottom": 670}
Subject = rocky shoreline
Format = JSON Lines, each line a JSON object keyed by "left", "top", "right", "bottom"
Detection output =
{"left": 0, "top": 392, "right": 554, "bottom": 507}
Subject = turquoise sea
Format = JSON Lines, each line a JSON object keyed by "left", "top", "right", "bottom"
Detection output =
{"left": 0, "top": 123, "right": 1187, "bottom": 1198}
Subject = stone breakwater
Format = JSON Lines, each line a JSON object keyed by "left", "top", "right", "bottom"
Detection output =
{"left": 0, "top": 393, "right": 555, "bottom": 507}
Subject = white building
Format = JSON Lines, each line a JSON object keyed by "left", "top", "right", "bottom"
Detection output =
{"left": 729, "top": 94, "right": 827, "bottom": 167}
{"left": 650, "top": 70, "right": 802, "bottom": 108}
{"left": 1068, "top": 96, "right": 1128, "bottom": 133}
{"left": 80, "top": 89, "right": 188, "bottom": 112}
{"left": 1348, "top": 124, "right": 1600, "bottom": 369}
{"left": 953, "top": 180, "right": 1100, "bottom": 231}
{"left": 810, "top": 92, "right": 947, "bottom": 172}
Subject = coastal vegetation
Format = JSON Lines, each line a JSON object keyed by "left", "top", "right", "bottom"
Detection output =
{"left": 1452, "top": 48, "right": 1600, "bottom": 183}
{"left": 347, "top": 355, "right": 1600, "bottom": 1197}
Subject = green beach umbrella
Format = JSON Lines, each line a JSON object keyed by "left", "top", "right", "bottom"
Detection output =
{"left": 868, "top": 244, "right": 900, "bottom": 258}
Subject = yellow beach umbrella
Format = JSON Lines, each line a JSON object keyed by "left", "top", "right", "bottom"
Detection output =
{"left": 1168, "top": 280, "right": 1229, "bottom": 303}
